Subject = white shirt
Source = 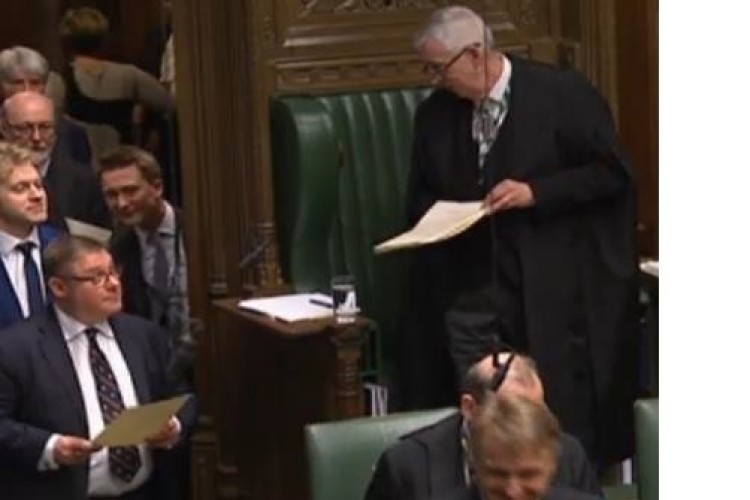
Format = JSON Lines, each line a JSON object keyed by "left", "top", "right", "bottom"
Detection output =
{"left": 40, "top": 306, "right": 153, "bottom": 496}
{"left": 0, "top": 228, "right": 45, "bottom": 317}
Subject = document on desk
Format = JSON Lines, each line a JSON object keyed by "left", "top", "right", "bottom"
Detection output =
{"left": 93, "top": 394, "right": 190, "bottom": 447}
{"left": 237, "top": 293, "right": 334, "bottom": 323}
{"left": 374, "top": 201, "right": 487, "bottom": 254}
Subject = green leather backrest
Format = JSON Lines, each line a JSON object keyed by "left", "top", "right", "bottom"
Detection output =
{"left": 304, "top": 407, "right": 457, "bottom": 500}
{"left": 635, "top": 398, "right": 658, "bottom": 500}
{"left": 271, "top": 88, "right": 433, "bottom": 371}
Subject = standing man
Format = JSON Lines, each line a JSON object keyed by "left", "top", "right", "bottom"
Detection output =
{"left": 98, "top": 145, "right": 192, "bottom": 380}
{"left": 408, "top": 6, "right": 639, "bottom": 468}
{"left": 0, "top": 141, "right": 61, "bottom": 329}
{"left": 0, "top": 235, "right": 194, "bottom": 499}
{"left": 0, "top": 45, "right": 92, "bottom": 165}
{"left": 1, "top": 91, "right": 110, "bottom": 229}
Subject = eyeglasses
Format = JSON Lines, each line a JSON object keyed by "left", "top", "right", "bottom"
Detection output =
{"left": 7, "top": 121, "right": 55, "bottom": 138}
{"left": 423, "top": 44, "right": 476, "bottom": 78}
{"left": 62, "top": 267, "right": 121, "bottom": 287}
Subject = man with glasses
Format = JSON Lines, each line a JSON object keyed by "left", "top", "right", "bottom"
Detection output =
{"left": 0, "top": 234, "right": 195, "bottom": 499}
{"left": 1, "top": 90, "right": 109, "bottom": 230}
{"left": 0, "top": 45, "right": 92, "bottom": 165}
{"left": 406, "top": 5, "right": 639, "bottom": 470}
{"left": 365, "top": 351, "right": 600, "bottom": 500}
{"left": 0, "top": 141, "right": 61, "bottom": 329}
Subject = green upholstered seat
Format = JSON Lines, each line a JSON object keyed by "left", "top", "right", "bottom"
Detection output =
{"left": 635, "top": 398, "right": 658, "bottom": 500}
{"left": 271, "top": 88, "right": 433, "bottom": 377}
{"left": 304, "top": 407, "right": 457, "bottom": 500}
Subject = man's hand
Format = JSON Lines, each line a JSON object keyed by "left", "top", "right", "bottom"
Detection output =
{"left": 53, "top": 435, "right": 100, "bottom": 466}
{"left": 483, "top": 179, "right": 535, "bottom": 214}
{"left": 145, "top": 416, "right": 181, "bottom": 449}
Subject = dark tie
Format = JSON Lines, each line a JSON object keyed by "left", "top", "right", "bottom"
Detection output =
{"left": 85, "top": 328, "right": 142, "bottom": 483}
{"left": 16, "top": 242, "right": 45, "bottom": 316}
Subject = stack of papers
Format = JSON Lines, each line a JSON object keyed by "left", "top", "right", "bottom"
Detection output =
{"left": 238, "top": 293, "right": 333, "bottom": 323}
{"left": 374, "top": 201, "right": 487, "bottom": 254}
{"left": 66, "top": 218, "right": 112, "bottom": 245}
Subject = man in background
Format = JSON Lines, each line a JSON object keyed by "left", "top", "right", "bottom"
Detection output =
{"left": 0, "top": 45, "right": 92, "bottom": 165}
{"left": 1, "top": 91, "right": 109, "bottom": 230}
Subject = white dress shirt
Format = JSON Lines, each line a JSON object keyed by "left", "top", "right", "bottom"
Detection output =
{"left": 0, "top": 228, "right": 45, "bottom": 317}
{"left": 40, "top": 306, "right": 153, "bottom": 496}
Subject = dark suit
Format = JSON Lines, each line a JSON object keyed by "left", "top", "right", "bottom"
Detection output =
{"left": 0, "top": 224, "right": 62, "bottom": 330}
{"left": 364, "top": 414, "right": 600, "bottom": 500}
{"left": 44, "top": 146, "right": 110, "bottom": 230}
{"left": 0, "top": 309, "right": 196, "bottom": 500}
{"left": 432, "top": 485, "right": 602, "bottom": 500}
{"left": 406, "top": 55, "right": 640, "bottom": 466}
{"left": 56, "top": 117, "right": 92, "bottom": 166}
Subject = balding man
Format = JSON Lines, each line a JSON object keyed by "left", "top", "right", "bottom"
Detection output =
{"left": 1, "top": 91, "right": 109, "bottom": 230}
{"left": 364, "top": 352, "right": 600, "bottom": 500}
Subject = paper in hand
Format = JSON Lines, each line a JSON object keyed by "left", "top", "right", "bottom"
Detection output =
{"left": 93, "top": 394, "right": 190, "bottom": 447}
{"left": 66, "top": 218, "right": 113, "bottom": 245}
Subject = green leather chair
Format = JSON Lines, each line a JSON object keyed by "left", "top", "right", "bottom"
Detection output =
{"left": 304, "top": 407, "right": 457, "bottom": 500}
{"left": 271, "top": 89, "right": 433, "bottom": 379}
{"left": 635, "top": 398, "right": 658, "bottom": 500}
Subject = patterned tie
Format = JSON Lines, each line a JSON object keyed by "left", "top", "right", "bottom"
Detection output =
{"left": 85, "top": 328, "right": 142, "bottom": 483}
{"left": 16, "top": 242, "right": 45, "bottom": 316}
{"left": 472, "top": 85, "right": 511, "bottom": 183}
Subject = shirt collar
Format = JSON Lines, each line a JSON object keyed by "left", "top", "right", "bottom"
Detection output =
{"left": 54, "top": 304, "right": 114, "bottom": 342}
{"left": 486, "top": 54, "right": 512, "bottom": 104}
{"left": 135, "top": 200, "right": 174, "bottom": 246}
{"left": 0, "top": 227, "right": 41, "bottom": 257}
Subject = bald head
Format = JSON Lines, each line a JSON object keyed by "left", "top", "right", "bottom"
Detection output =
{"left": 1, "top": 91, "right": 56, "bottom": 165}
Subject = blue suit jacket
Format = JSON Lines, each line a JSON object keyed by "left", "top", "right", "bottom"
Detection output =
{"left": 0, "top": 224, "right": 62, "bottom": 331}
{"left": 0, "top": 309, "right": 197, "bottom": 500}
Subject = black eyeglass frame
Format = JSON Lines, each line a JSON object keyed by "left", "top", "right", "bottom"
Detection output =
{"left": 423, "top": 43, "right": 479, "bottom": 77}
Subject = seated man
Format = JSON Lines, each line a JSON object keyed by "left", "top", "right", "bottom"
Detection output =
{"left": 0, "top": 141, "right": 61, "bottom": 329}
{"left": 0, "top": 234, "right": 195, "bottom": 499}
{"left": 365, "top": 352, "right": 600, "bottom": 500}
{"left": 439, "top": 394, "right": 601, "bottom": 500}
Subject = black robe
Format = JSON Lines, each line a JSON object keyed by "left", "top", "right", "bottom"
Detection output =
{"left": 405, "top": 55, "right": 640, "bottom": 466}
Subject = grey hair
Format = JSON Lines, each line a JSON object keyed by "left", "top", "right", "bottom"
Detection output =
{"left": 0, "top": 46, "right": 50, "bottom": 83}
{"left": 414, "top": 6, "right": 494, "bottom": 53}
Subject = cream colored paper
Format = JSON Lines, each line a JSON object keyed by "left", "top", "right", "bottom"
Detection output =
{"left": 374, "top": 201, "right": 487, "bottom": 254}
{"left": 237, "top": 293, "right": 334, "bottom": 323}
{"left": 93, "top": 395, "right": 190, "bottom": 447}
{"left": 65, "top": 218, "right": 113, "bottom": 245}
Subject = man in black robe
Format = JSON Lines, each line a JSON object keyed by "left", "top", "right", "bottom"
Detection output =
{"left": 406, "top": 5, "right": 640, "bottom": 468}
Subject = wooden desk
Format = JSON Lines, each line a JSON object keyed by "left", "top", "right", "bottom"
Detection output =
{"left": 201, "top": 297, "right": 368, "bottom": 500}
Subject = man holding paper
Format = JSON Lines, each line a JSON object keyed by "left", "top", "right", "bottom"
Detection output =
{"left": 0, "top": 234, "right": 194, "bottom": 499}
{"left": 407, "top": 6, "right": 639, "bottom": 470}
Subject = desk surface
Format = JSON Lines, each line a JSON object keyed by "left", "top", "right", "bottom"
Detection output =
{"left": 213, "top": 297, "right": 369, "bottom": 337}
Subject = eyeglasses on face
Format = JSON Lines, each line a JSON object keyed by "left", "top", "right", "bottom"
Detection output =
{"left": 7, "top": 121, "right": 55, "bottom": 138}
{"left": 62, "top": 267, "right": 122, "bottom": 287}
{"left": 423, "top": 43, "right": 477, "bottom": 78}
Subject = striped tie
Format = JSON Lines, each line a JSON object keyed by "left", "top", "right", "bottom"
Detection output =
{"left": 85, "top": 328, "right": 142, "bottom": 482}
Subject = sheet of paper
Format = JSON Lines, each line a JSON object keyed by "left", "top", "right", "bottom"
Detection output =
{"left": 374, "top": 201, "right": 487, "bottom": 254}
{"left": 66, "top": 218, "right": 113, "bottom": 245}
{"left": 640, "top": 259, "right": 659, "bottom": 278}
{"left": 93, "top": 394, "right": 190, "bottom": 447}
{"left": 237, "top": 292, "right": 334, "bottom": 323}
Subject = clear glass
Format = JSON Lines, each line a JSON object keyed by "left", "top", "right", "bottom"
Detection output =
{"left": 330, "top": 275, "right": 358, "bottom": 324}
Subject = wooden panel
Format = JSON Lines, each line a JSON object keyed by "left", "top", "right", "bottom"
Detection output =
{"left": 616, "top": 0, "right": 658, "bottom": 257}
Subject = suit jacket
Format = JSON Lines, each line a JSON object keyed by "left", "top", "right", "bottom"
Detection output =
{"left": 432, "top": 485, "right": 602, "bottom": 500}
{"left": 0, "top": 309, "right": 196, "bottom": 500}
{"left": 364, "top": 414, "right": 600, "bottom": 500}
{"left": 55, "top": 117, "right": 92, "bottom": 166}
{"left": 406, "top": 55, "right": 640, "bottom": 465}
{"left": 0, "top": 224, "right": 62, "bottom": 330}
{"left": 44, "top": 146, "right": 110, "bottom": 231}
